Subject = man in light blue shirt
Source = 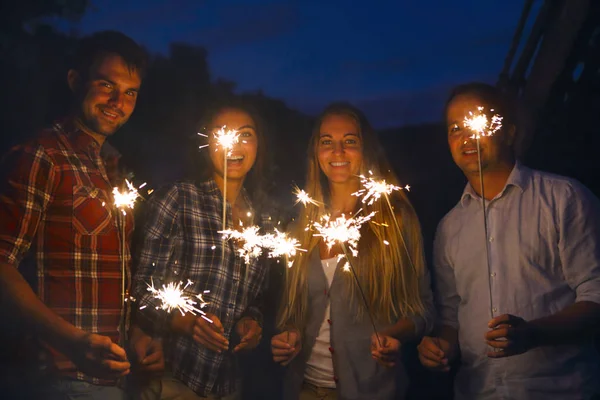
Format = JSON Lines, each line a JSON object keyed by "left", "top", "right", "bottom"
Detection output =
{"left": 418, "top": 82, "right": 600, "bottom": 399}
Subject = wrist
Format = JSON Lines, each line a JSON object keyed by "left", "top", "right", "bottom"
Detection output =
{"left": 171, "top": 313, "right": 195, "bottom": 336}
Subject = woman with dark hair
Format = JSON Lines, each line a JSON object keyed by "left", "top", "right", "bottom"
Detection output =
{"left": 271, "top": 103, "right": 434, "bottom": 399}
{"left": 131, "top": 100, "right": 272, "bottom": 400}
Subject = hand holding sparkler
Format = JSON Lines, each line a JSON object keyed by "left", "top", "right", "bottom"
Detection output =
{"left": 234, "top": 317, "right": 262, "bottom": 352}
{"left": 371, "top": 333, "right": 401, "bottom": 368}
{"left": 271, "top": 329, "right": 302, "bottom": 366}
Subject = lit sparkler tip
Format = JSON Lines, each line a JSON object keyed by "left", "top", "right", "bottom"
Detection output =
{"left": 293, "top": 186, "right": 319, "bottom": 207}
{"left": 312, "top": 211, "right": 376, "bottom": 255}
{"left": 214, "top": 126, "right": 240, "bottom": 156}
{"left": 464, "top": 106, "right": 503, "bottom": 140}
{"left": 113, "top": 179, "right": 146, "bottom": 210}
{"left": 146, "top": 279, "right": 210, "bottom": 317}
{"left": 352, "top": 174, "right": 408, "bottom": 205}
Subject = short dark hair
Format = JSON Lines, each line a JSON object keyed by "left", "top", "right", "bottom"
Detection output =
{"left": 444, "top": 82, "right": 516, "bottom": 127}
{"left": 72, "top": 30, "right": 148, "bottom": 79}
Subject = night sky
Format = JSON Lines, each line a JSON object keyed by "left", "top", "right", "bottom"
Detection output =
{"left": 55, "top": 0, "right": 537, "bottom": 128}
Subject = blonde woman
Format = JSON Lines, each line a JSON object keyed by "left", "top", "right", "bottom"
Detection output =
{"left": 271, "top": 103, "right": 434, "bottom": 400}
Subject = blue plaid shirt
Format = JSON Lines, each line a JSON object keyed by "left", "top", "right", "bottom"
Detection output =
{"left": 132, "top": 179, "right": 270, "bottom": 396}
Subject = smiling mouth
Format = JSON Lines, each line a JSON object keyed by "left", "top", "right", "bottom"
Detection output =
{"left": 227, "top": 155, "right": 244, "bottom": 164}
{"left": 330, "top": 161, "right": 350, "bottom": 167}
{"left": 101, "top": 109, "right": 121, "bottom": 120}
{"left": 462, "top": 149, "right": 478, "bottom": 155}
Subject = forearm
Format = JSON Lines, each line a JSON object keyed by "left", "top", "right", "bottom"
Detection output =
{"left": 0, "top": 263, "right": 83, "bottom": 349}
{"left": 383, "top": 318, "right": 418, "bottom": 343}
{"left": 437, "top": 324, "right": 459, "bottom": 358}
{"left": 529, "top": 301, "right": 600, "bottom": 347}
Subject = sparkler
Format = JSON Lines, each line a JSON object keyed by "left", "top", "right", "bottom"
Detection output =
{"left": 112, "top": 179, "right": 146, "bottom": 346}
{"left": 352, "top": 171, "right": 416, "bottom": 273}
{"left": 146, "top": 278, "right": 212, "bottom": 322}
{"left": 198, "top": 126, "right": 241, "bottom": 257}
{"left": 219, "top": 226, "right": 304, "bottom": 264}
{"left": 293, "top": 185, "right": 320, "bottom": 207}
{"left": 312, "top": 211, "right": 382, "bottom": 346}
{"left": 463, "top": 106, "right": 503, "bottom": 319}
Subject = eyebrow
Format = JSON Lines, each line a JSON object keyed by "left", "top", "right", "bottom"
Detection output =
{"left": 319, "top": 132, "right": 359, "bottom": 137}
{"left": 237, "top": 125, "right": 256, "bottom": 131}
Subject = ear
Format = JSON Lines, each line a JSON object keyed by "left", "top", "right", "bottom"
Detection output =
{"left": 505, "top": 123, "right": 517, "bottom": 146}
{"left": 67, "top": 69, "right": 81, "bottom": 93}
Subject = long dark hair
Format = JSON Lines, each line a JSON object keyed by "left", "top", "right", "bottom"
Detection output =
{"left": 186, "top": 97, "right": 268, "bottom": 210}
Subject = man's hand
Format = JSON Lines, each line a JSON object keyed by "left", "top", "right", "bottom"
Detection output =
{"left": 417, "top": 336, "right": 454, "bottom": 372}
{"left": 271, "top": 330, "right": 301, "bottom": 366}
{"left": 371, "top": 333, "right": 400, "bottom": 368}
{"left": 130, "top": 325, "right": 164, "bottom": 378}
{"left": 191, "top": 313, "right": 229, "bottom": 353}
{"left": 234, "top": 317, "right": 262, "bottom": 353}
{"left": 486, "top": 314, "right": 536, "bottom": 358}
{"left": 68, "top": 332, "right": 131, "bottom": 380}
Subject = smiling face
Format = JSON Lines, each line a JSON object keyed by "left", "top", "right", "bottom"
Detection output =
{"left": 446, "top": 93, "right": 515, "bottom": 175}
{"left": 69, "top": 53, "right": 141, "bottom": 138}
{"left": 316, "top": 113, "right": 363, "bottom": 185}
{"left": 208, "top": 108, "right": 258, "bottom": 183}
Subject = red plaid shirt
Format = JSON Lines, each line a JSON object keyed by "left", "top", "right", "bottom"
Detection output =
{"left": 0, "top": 119, "right": 132, "bottom": 385}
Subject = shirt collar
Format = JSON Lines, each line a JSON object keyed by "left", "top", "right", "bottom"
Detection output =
{"left": 54, "top": 117, "right": 102, "bottom": 154}
{"left": 460, "top": 160, "right": 530, "bottom": 207}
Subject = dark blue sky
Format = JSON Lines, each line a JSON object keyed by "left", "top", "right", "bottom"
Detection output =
{"left": 57, "top": 0, "right": 536, "bottom": 128}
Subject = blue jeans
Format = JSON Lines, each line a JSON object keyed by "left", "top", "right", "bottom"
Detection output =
{"left": 18, "top": 379, "right": 129, "bottom": 400}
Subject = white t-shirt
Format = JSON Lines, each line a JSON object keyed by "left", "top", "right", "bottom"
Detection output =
{"left": 304, "top": 257, "right": 337, "bottom": 388}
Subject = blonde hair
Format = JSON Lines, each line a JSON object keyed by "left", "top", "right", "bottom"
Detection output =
{"left": 277, "top": 103, "right": 427, "bottom": 331}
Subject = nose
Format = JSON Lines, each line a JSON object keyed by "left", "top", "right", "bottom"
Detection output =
{"left": 108, "top": 90, "right": 124, "bottom": 109}
{"left": 333, "top": 141, "right": 344, "bottom": 154}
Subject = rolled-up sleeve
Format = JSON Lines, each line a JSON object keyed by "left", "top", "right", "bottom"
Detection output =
{"left": 558, "top": 181, "right": 600, "bottom": 305}
{"left": 432, "top": 221, "right": 460, "bottom": 330}
{"left": 132, "top": 184, "right": 180, "bottom": 334}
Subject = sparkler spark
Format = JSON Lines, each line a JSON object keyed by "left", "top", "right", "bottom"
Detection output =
{"left": 264, "top": 229, "right": 304, "bottom": 259}
{"left": 198, "top": 126, "right": 240, "bottom": 156}
{"left": 464, "top": 106, "right": 503, "bottom": 139}
{"left": 219, "top": 226, "right": 304, "bottom": 264}
{"left": 312, "top": 211, "right": 376, "bottom": 258}
{"left": 293, "top": 185, "right": 319, "bottom": 207}
{"left": 146, "top": 278, "right": 212, "bottom": 321}
{"left": 113, "top": 179, "right": 144, "bottom": 211}
{"left": 352, "top": 171, "right": 410, "bottom": 205}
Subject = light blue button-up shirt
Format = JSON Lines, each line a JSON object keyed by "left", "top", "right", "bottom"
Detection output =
{"left": 433, "top": 161, "right": 600, "bottom": 400}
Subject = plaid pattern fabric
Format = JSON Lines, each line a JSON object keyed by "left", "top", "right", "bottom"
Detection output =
{"left": 0, "top": 119, "right": 132, "bottom": 385}
{"left": 132, "top": 180, "right": 270, "bottom": 397}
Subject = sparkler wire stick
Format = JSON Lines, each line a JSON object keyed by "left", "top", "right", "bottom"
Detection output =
{"left": 118, "top": 210, "right": 127, "bottom": 348}
{"left": 464, "top": 106, "right": 502, "bottom": 319}
{"left": 339, "top": 242, "right": 382, "bottom": 348}
{"left": 476, "top": 139, "right": 494, "bottom": 319}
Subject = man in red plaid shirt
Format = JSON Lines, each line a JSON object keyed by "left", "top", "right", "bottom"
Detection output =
{"left": 0, "top": 31, "right": 163, "bottom": 399}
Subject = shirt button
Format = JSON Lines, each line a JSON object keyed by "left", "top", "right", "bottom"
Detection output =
{"left": 492, "top": 307, "right": 497, "bottom": 313}
{"left": 328, "top": 347, "right": 334, "bottom": 354}
{"left": 489, "top": 237, "right": 494, "bottom": 242}
{"left": 327, "top": 319, "right": 332, "bottom": 325}
{"left": 490, "top": 272, "right": 496, "bottom": 277}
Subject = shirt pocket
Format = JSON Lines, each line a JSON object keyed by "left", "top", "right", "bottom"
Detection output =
{"left": 72, "top": 185, "right": 113, "bottom": 235}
